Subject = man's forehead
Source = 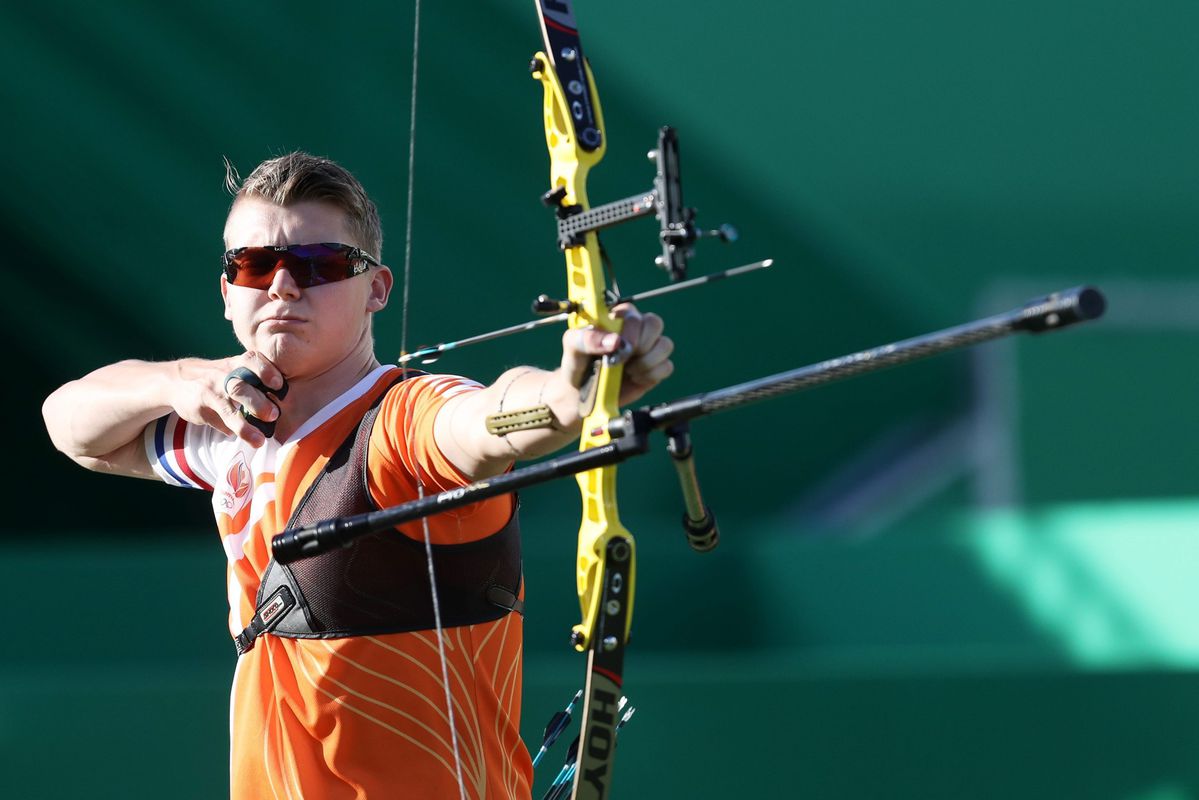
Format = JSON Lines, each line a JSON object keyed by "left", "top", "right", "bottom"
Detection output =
{"left": 223, "top": 197, "right": 354, "bottom": 249}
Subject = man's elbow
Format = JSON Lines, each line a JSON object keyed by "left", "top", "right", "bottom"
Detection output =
{"left": 59, "top": 442, "right": 157, "bottom": 481}
{"left": 42, "top": 390, "right": 151, "bottom": 478}
{"left": 42, "top": 386, "right": 85, "bottom": 459}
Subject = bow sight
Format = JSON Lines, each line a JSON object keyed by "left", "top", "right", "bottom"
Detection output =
{"left": 539, "top": 125, "right": 733, "bottom": 283}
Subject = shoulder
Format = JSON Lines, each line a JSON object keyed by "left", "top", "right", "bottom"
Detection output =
{"left": 368, "top": 370, "right": 484, "bottom": 489}
{"left": 374, "top": 371, "right": 483, "bottom": 432}
{"left": 382, "top": 370, "right": 484, "bottom": 405}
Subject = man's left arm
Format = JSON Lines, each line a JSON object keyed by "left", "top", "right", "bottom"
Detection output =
{"left": 434, "top": 306, "right": 674, "bottom": 480}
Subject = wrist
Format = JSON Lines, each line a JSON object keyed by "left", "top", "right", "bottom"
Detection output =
{"left": 540, "top": 369, "right": 584, "bottom": 435}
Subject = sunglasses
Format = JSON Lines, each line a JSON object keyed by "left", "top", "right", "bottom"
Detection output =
{"left": 222, "top": 243, "right": 380, "bottom": 290}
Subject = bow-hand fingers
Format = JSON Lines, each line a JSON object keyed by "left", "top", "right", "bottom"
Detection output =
{"left": 568, "top": 327, "right": 623, "bottom": 356}
{"left": 619, "top": 335, "right": 674, "bottom": 407}
{"left": 614, "top": 306, "right": 674, "bottom": 405}
{"left": 560, "top": 306, "right": 673, "bottom": 405}
{"left": 560, "top": 327, "right": 623, "bottom": 391}
{"left": 612, "top": 305, "right": 665, "bottom": 358}
{"left": 624, "top": 334, "right": 674, "bottom": 386}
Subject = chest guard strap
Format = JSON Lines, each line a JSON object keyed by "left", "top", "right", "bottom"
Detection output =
{"left": 235, "top": 373, "right": 523, "bottom": 655}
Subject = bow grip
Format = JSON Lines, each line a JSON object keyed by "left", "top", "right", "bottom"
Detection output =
{"left": 575, "top": 339, "right": 634, "bottom": 418}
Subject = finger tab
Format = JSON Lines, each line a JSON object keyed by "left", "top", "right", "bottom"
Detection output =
{"left": 225, "top": 366, "right": 288, "bottom": 438}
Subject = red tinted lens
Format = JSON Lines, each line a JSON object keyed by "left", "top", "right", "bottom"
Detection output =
{"left": 225, "top": 245, "right": 357, "bottom": 289}
{"left": 225, "top": 249, "right": 287, "bottom": 289}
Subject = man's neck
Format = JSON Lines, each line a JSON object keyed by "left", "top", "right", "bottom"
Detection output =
{"left": 271, "top": 338, "right": 382, "bottom": 441}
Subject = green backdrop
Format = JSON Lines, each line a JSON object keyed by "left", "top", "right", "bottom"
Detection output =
{"left": 5, "top": 1, "right": 1197, "bottom": 798}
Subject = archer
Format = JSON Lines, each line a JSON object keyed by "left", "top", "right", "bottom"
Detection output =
{"left": 42, "top": 152, "right": 673, "bottom": 800}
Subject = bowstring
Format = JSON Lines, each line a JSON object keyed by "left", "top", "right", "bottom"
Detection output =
{"left": 399, "top": 1, "right": 468, "bottom": 797}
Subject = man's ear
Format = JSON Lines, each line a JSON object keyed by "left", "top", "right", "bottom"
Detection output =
{"left": 367, "top": 266, "right": 394, "bottom": 313}
{"left": 220, "top": 273, "right": 233, "bottom": 321}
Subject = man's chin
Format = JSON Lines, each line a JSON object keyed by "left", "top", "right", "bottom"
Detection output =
{"left": 256, "top": 339, "right": 313, "bottom": 378}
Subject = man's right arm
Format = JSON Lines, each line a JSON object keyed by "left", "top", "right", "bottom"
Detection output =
{"left": 43, "top": 355, "right": 282, "bottom": 479}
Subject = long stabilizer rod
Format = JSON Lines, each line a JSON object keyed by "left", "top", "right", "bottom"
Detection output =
{"left": 273, "top": 285, "right": 1105, "bottom": 563}
{"left": 617, "top": 285, "right": 1106, "bottom": 434}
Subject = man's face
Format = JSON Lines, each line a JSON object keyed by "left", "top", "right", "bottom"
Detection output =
{"left": 221, "top": 196, "right": 391, "bottom": 377}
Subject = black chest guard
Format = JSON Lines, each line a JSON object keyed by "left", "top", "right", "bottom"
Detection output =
{"left": 234, "top": 374, "right": 523, "bottom": 655}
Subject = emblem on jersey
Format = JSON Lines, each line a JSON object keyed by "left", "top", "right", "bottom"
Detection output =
{"left": 218, "top": 453, "right": 253, "bottom": 514}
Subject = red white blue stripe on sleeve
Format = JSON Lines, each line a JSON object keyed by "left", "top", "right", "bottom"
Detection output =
{"left": 149, "top": 416, "right": 213, "bottom": 491}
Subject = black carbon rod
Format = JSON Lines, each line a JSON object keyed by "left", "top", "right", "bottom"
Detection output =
{"left": 272, "top": 427, "right": 652, "bottom": 564}
{"left": 622, "top": 285, "right": 1106, "bottom": 433}
{"left": 273, "top": 285, "right": 1104, "bottom": 564}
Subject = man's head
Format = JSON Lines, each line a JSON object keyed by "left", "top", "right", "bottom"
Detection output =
{"left": 221, "top": 153, "right": 392, "bottom": 377}
{"left": 224, "top": 152, "right": 383, "bottom": 259}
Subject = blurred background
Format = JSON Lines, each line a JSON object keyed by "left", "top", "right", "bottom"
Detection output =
{"left": 5, "top": 0, "right": 1197, "bottom": 797}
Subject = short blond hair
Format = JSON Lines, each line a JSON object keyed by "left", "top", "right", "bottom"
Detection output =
{"left": 225, "top": 152, "right": 384, "bottom": 259}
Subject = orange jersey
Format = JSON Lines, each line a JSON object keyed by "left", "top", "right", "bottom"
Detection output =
{"left": 146, "top": 366, "right": 532, "bottom": 799}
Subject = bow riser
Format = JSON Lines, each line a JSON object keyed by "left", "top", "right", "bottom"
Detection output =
{"left": 532, "top": 44, "right": 637, "bottom": 654}
{"left": 535, "top": 5, "right": 637, "bottom": 796}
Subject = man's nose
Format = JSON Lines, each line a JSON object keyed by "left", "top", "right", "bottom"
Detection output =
{"left": 267, "top": 264, "right": 302, "bottom": 299}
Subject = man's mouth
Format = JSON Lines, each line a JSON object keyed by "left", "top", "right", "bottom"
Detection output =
{"left": 259, "top": 315, "right": 306, "bottom": 329}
